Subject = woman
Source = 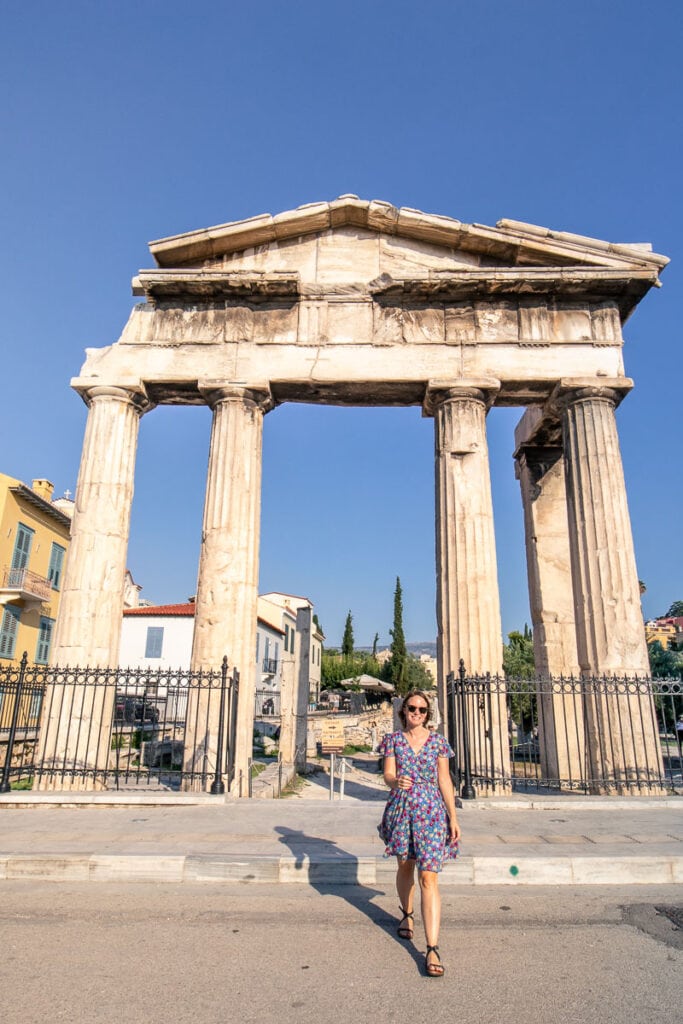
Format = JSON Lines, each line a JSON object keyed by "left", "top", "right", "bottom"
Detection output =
{"left": 378, "top": 690, "right": 460, "bottom": 978}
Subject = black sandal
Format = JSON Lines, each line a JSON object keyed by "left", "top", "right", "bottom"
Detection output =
{"left": 397, "top": 906, "right": 414, "bottom": 939}
{"left": 425, "top": 945, "right": 444, "bottom": 977}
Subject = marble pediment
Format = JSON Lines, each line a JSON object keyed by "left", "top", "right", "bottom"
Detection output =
{"left": 76, "top": 197, "right": 668, "bottom": 409}
{"left": 145, "top": 195, "right": 667, "bottom": 279}
{"left": 134, "top": 197, "right": 668, "bottom": 322}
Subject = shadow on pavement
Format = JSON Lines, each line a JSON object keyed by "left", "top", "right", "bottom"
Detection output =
{"left": 275, "top": 825, "right": 425, "bottom": 973}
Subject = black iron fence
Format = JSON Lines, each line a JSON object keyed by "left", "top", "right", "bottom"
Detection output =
{"left": 0, "top": 654, "right": 239, "bottom": 793}
{"left": 447, "top": 661, "right": 683, "bottom": 796}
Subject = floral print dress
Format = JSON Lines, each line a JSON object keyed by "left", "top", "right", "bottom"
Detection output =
{"left": 378, "top": 730, "right": 458, "bottom": 872}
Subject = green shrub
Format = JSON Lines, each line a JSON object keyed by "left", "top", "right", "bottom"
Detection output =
{"left": 10, "top": 777, "right": 33, "bottom": 790}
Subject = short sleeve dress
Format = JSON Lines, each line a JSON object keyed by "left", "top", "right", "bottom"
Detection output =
{"left": 378, "top": 730, "right": 458, "bottom": 872}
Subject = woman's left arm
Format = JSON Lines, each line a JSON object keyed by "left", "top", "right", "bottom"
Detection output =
{"left": 437, "top": 756, "right": 461, "bottom": 843}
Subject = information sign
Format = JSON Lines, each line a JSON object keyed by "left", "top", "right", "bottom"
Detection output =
{"left": 320, "top": 718, "right": 345, "bottom": 753}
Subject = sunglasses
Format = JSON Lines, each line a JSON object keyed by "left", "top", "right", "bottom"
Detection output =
{"left": 406, "top": 704, "right": 428, "bottom": 715}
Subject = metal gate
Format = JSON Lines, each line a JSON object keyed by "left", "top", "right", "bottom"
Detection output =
{"left": 0, "top": 654, "right": 239, "bottom": 792}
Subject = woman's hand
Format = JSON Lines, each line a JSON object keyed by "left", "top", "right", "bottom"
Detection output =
{"left": 396, "top": 775, "right": 413, "bottom": 791}
{"left": 448, "top": 816, "right": 461, "bottom": 844}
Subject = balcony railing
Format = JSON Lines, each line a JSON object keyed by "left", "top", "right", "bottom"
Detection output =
{"left": 1, "top": 567, "right": 52, "bottom": 602}
{"left": 262, "top": 658, "right": 278, "bottom": 675}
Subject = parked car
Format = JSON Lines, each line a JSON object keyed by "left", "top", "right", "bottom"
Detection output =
{"left": 114, "top": 695, "right": 159, "bottom": 726}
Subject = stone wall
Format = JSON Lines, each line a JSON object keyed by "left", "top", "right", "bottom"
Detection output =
{"left": 306, "top": 703, "right": 394, "bottom": 755}
{"left": 0, "top": 737, "right": 37, "bottom": 778}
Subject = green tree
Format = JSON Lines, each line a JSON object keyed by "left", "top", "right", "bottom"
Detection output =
{"left": 372, "top": 632, "right": 379, "bottom": 658}
{"left": 341, "top": 611, "right": 354, "bottom": 658}
{"left": 503, "top": 628, "right": 535, "bottom": 679}
{"left": 647, "top": 641, "right": 683, "bottom": 732}
{"left": 321, "top": 648, "right": 386, "bottom": 689}
{"left": 665, "top": 600, "right": 683, "bottom": 618}
{"left": 402, "top": 653, "right": 436, "bottom": 691}
{"left": 388, "top": 576, "right": 408, "bottom": 693}
{"left": 648, "top": 640, "right": 683, "bottom": 678}
{"left": 503, "top": 627, "right": 536, "bottom": 736}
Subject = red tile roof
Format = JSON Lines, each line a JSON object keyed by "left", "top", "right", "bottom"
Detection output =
{"left": 123, "top": 603, "right": 195, "bottom": 617}
{"left": 123, "top": 602, "right": 285, "bottom": 633}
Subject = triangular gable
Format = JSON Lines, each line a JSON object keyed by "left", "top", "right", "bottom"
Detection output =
{"left": 148, "top": 195, "right": 668, "bottom": 274}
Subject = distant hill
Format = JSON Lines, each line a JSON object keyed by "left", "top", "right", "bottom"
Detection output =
{"left": 356, "top": 641, "right": 437, "bottom": 657}
{"left": 407, "top": 641, "right": 437, "bottom": 657}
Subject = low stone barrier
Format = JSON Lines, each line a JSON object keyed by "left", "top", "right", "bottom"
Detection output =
{"left": 250, "top": 760, "right": 296, "bottom": 798}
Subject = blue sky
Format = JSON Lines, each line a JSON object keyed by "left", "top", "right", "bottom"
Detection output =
{"left": 2, "top": 1, "right": 681, "bottom": 650}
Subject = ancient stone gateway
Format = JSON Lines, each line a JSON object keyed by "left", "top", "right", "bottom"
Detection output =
{"left": 38, "top": 196, "right": 668, "bottom": 793}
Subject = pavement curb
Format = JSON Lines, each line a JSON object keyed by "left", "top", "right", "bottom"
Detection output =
{"left": 1, "top": 852, "right": 681, "bottom": 886}
{"left": 0, "top": 793, "right": 229, "bottom": 809}
{"left": 1, "top": 794, "right": 680, "bottom": 810}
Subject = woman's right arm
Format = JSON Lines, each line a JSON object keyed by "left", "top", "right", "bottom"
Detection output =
{"left": 383, "top": 754, "right": 399, "bottom": 790}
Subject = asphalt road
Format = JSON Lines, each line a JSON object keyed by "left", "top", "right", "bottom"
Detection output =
{"left": 1, "top": 882, "right": 681, "bottom": 1024}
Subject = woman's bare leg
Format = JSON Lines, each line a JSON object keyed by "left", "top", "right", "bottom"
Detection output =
{"left": 396, "top": 857, "right": 416, "bottom": 931}
{"left": 418, "top": 869, "right": 443, "bottom": 973}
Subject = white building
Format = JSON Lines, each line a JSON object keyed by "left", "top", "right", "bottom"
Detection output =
{"left": 119, "top": 601, "right": 195, "bottom": 668}
{"left": 255, "top": 597, "right": 286, "bottom": 714}
{"left": 259, "top": 592, "right": 324, "bottom": 704}
{"left": 120, "top": 592, "right": 323, "bottom": 707}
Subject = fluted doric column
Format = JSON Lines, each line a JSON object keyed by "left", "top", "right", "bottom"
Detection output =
{"left": 558, "top": 381, "right": 662, "bottom": 791}
{"left": 186, "top": 383, "right": 273, "bottom": 792}
{"left": 36, "top": 384, "right": 151, "bottom": 790}
{"left": 514, "top": 445, "right": 579, "bottom": 676}
{"left": 278, "top": 605, "right": 312, "bottom": 772}
{"left": 514, "top": 414, "right": 584, "bottom": 786}
{"left": 560, "top": 384, "right": 648, "bottom": 675}
{"left": 425, "top": 381, "right": 510, "bottom": 791}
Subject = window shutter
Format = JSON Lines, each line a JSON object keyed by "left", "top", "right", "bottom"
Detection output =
{"left": 11, "top": 524, "right": 34, "bottom": 571}
{"left": 145, "top": 626, "right": 164, "bottom": 659}
{"left": 0, "top": 606, "right": 21, "bottom": 658}
{"left": 35, "top": 617, "right": 54, "bottom": 664}
{"left": 48, "top": 544, "right": 66, "bottom": 590}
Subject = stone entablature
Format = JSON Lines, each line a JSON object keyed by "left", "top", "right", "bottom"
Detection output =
{"left": 74, "top": 197, "right": 666, "bottom": 410}
{"left": 40, "top": 196, "right": 669, "bottom": 794}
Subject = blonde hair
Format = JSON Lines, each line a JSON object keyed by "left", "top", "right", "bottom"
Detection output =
{"left": 398, "top": 690, "right": 432, "bottom": 728}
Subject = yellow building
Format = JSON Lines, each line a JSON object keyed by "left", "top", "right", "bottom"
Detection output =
{"left": 0, "top": 474, "right": 72, "bottom": 668}
{"left": 644, "top": 620, "right": 678, "bottom": 649}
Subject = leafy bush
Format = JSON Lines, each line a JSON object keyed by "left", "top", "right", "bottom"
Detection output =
{"left": 10, "top": 777, "right": 33, "bottom": 790}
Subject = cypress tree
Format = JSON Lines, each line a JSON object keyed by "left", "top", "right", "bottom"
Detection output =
{"left": 341, "top": 611, "right": 354, "bottom": 659}
{"left": 389, "top": 577, "right": 407, "bottom": 692}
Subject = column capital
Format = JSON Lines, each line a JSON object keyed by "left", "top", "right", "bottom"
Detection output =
{"left": 198, "top": 380, "right": 275, "bottom": 413}
{"left": 550, "top": 377, "right": 633, "bottom": 414}
{"left": 423, "top": 377, "right": 500, "bottom": 417}
{"left": 76, "top": 382, "right": 153, "bottom": 416}
{"left": 514, "top": 445, "right": 563, "bottom": 495}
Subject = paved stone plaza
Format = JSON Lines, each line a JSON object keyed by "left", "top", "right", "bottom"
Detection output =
{"left": 1, "top": 782, "right": 681, "bottom": 885}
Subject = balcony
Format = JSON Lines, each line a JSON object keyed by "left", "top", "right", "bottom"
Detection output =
{"left": 262, "top": 658, "right": 278, "bottom": 676}
{"left": 0, "top": 566, "right": 52, "bottom": 608}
